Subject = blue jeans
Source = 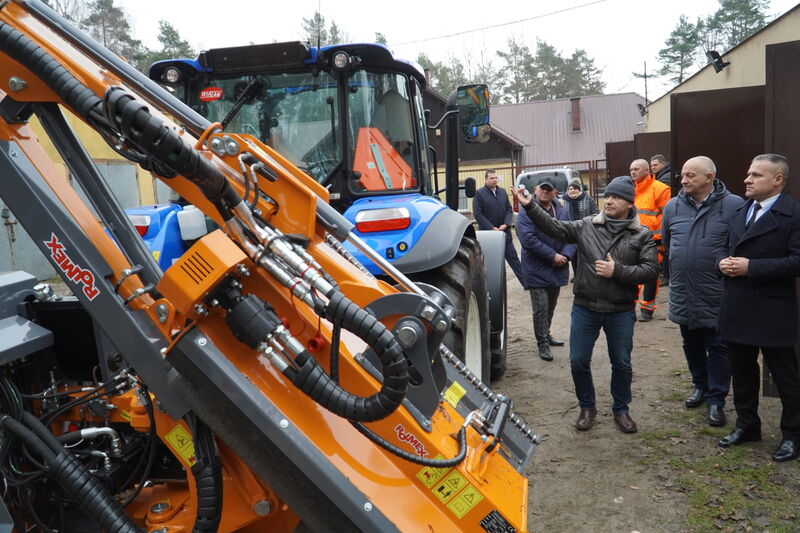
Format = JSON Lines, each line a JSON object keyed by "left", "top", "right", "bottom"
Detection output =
{"left": 680, "top": 325, "right": 730, "bottom": 407}
{"left": 569, "top": 304, "right": 636, "bottom": 413}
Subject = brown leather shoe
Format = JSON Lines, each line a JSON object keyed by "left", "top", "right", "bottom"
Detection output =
{"left": 575, "top": 408, "right": 597, "bottom": 431}
{"left": 613, "top": 412, "right": 638, "bottom": 433}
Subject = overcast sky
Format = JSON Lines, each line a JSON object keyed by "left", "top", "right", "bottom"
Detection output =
{"left": 121, "top": 0, "right": 799, "bottom": 101}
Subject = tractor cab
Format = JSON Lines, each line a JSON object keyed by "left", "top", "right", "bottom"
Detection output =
{"left": 150, "top": 42, "right": 489, "bottom": 210}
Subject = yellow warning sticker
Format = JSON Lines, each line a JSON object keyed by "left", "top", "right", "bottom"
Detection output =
{"left": 433, "top": 470, "right": 468, "bottom": 503}
{"left": 152, "top": 250, "right": 160, "bottom": 262}
{"left": 444, "top": 381, "right": 467, "bottom": 408}
{"left": 447, "top": 485, "right": 484, "bottom": 518}
{"left": 119, "top": 410, "right": 131, "bottom": 421}
{"left": 416, "top": 455, "right": 450, "bottom": 488}
{"left": 165, "top": 425, "right": 196, "bottom": 467}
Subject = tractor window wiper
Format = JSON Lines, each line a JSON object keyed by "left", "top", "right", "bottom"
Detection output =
{"left": 221, "top": 78, "right": 265, "bottom": 130}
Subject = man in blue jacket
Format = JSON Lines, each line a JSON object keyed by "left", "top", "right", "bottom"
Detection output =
{"left": 662, "top": 156, "right": 743, "bottom": 427}
{"left": 717, "top": 153, "right": 800, "bottom": 462}
{"left": 473, "top": 169, "right": 524, "bottom": 285}
{"left": 516, "top": 177, "right": 576, "bottom": 361}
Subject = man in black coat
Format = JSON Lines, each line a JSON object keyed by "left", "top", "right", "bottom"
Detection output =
{"left": 473, "top": 169, "right": 524, "bottom": 284}
{"left": 717, "top": 153, "right": 800, "bottom": 462}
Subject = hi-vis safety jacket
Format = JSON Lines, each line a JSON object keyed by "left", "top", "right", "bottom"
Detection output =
{"left": 634, "top": 175, "right": 671, "bottom": 240}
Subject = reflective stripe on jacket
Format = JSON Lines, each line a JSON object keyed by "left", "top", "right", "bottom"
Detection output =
{"left": 634, "top": 175, "right": 671, "bottom": 240}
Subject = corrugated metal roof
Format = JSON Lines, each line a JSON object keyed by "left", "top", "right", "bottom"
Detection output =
{"left": 491, "top": 93, "right": 646, "bottom": 166}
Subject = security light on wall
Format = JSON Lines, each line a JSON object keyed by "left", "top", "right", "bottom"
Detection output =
{"left": 706, "top": 50, "right": 730, "bottom": 73}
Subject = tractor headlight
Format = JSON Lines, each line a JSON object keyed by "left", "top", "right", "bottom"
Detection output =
{"left": 163, "top": 67, "right": 181, "bottom": 84}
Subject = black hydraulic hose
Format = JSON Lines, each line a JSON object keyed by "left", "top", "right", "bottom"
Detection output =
{"left": 102, "top": 88, "right": 241, "bottom": 219}
{"left": 0, "top": 20, "right": 240, "bottom": 221}
{"left": 187, "top": 415, "right": 222, "bottom": 533}
{"left": 352, "top": 422, "right": 468, "bottom": 467}
{"left": 290, "top": 291, "right": 408, "bottom": 422}
{"left": 1, "top": 415, "right": 139, "bottom": 533}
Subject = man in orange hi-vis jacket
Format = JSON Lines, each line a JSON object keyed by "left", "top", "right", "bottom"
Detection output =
{"left": 630, "top": 159, "right": 671, "bottom": 321}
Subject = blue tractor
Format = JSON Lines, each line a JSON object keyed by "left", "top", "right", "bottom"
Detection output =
{"left": 145, "top": 41, "right": 507, "bottom": 381}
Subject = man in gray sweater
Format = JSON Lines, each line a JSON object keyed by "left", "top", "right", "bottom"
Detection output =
{"left": 513, "top": 176, "right": 659, "bottom": 433}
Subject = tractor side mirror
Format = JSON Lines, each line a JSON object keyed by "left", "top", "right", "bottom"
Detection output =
{"left": 456, "top": 84, "right": 490, "bottom": 144}
{"left": 463, "top": 177, "right": 476, "bottom": 198}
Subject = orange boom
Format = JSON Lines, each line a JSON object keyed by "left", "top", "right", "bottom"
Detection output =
{"left": 0, "top": 1, "right": 536, "bottom": 532}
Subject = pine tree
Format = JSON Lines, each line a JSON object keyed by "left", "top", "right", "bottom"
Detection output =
{"left": 657, "top": 15, "right": 701, "bottom": 84}
{"left": 83, "top": 0, "right": 143, "bottom": 63}
{"left": 495, "top": 37, "right": 534, "bottom": 104}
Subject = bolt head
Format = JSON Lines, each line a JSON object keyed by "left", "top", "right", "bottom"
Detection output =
{"left": 434, "top": 319, "right": 449, "bottom": 333}
{"left": 279, "top": 419, "right": 289, "bottom": 429}
{"left": 364, "top": 502, "right": 373, "bottom": 512}
{"left": 209, "top": 137, "right": 225, "bottom": 156}
{"left": 253, "top": 500, "right": 272, "bottom": 516}
{"left": 197, "top": 337, "right": 207, "bottom": 347}
{"left": 150, "top": 502, "right": 170, "bottom": 514}
{"left": 395, "top": 325, "right": 418, "bottom": 348}
{"left": 8, "top": 77, "right": 27, "bottom": 92}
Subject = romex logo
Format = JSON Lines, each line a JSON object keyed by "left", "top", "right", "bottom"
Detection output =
{"left": 395, "top": 423, "right": 428, "bottom": 456}
{"left": 199, "top": 87, "right": 223, "bottom": 102}
{"left": 44, "top": 234, "right": 100, "bottom": 300}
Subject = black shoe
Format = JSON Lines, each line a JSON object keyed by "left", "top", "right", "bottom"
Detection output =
{"left": 772, "top": 440, "right": 800, "bottom": 462}
{"left": 613, "top": 412, "right": 638, "bottom": 433}
{"left": 685, "top": 388, "right": 706, "bottom": 408}
{"left": 547, "top": 335, "right": 565, "bottom": 347}
{"left": 718, "top": 427, "right": 761, "bottom": 448}
{"left": 575, "top": 408, "right": 597, "bottom": 431}
{"left": 707, "top": 405, "right": 726, "bottom": 426}
{"left": 638, "top": 310, "right": 653, "bottom": 322}
{"left": 538, "top": 346, "right": 553, "bottom": 361}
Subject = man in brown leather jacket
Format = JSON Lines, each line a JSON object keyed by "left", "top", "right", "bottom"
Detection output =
{"left": 513, "top": 176, "right": 659, "bottom": 433}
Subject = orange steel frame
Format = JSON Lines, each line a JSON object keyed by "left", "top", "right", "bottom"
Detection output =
{"left": 0, "top": 2, "right": 529, "bottom": 531}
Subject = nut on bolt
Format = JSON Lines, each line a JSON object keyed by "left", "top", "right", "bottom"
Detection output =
{"left": 434, "top": 318, "right": 449, "bottom": 333}
{"left": 420, "top": 305, "right": 436, "bottom": 321}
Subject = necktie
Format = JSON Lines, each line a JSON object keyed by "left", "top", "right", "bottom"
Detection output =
{"left": 746, "top": 202, "right": 762, "bottom": 230}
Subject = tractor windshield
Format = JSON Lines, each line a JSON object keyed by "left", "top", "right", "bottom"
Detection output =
{"left": 186, "top": 71, "right": 342, "bottom": 183}
{"left": 182, "top": 69, "right": 421, "bottom": 195}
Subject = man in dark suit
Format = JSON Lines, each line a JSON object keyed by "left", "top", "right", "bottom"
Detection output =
{"left": 473, "top": 169, "right": 524, "bottom": 285}
{"left": 717, "top": 153, "right": 800, "bottom": 462}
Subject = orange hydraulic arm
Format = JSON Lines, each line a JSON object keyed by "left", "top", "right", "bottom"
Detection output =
{"left": 0, "top": 1, "right": 537, "bottom": 532}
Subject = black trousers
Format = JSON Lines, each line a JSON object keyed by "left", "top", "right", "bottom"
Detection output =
{"left": 529, "top": 286, "right": 560, "bottom": 349}
{"left": 727, "top": 342, "right": 800, "bottom": 440}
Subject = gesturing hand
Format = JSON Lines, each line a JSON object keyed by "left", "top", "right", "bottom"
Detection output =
{"left": 595, "top": 253, "right": 615, "bottom": 278}
{"left": 512, "top": 186, "right": 532, "bottom": 207}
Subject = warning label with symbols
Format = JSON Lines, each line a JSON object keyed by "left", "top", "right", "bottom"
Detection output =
{"left": 444, "top": 381, "right": 467, "bottom": 408}
{"left": 416, "top": 456, "right": 450, "bottom": 488}
{"left": 165, "top": 425, "right": 197, "bottom": 467}
{"left": 433, "top": 470, "right": 468, "bottom": 503}
{"left": 447, "top": 484, "right": 484, "bottom": 518}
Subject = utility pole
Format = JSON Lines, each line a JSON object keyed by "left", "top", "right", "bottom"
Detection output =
{"left": 632, "top": 61, "right": 649, "bottom": 105}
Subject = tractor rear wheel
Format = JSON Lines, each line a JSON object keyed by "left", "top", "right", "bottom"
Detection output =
{"left": 413, "top": 237, "right": 491, "bottom": 381}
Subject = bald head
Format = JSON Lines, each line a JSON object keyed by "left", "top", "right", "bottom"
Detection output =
{"left": 681, "top": 156, "right": 717, "bottom": 202}
{"left": 630, "top": 159, "right": 651, "bottom": 182}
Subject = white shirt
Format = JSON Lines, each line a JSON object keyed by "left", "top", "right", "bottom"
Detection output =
{"left": 746, "top": 192, "right": 781, "bottom": 225}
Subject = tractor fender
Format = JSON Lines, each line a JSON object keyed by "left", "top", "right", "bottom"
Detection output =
{"left": 474, "top": 230, "right": 505, "bottom": 329}
{"left": 391, "top": 208, "right": 470, "bottom": 273}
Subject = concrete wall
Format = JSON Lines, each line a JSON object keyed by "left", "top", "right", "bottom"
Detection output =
{"left": 646, "top": 8, "right": 800, "bottom": 132}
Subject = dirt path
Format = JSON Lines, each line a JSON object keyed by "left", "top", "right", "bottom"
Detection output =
{"left": 493, "top": 262, "right": 799, "bottom": 533}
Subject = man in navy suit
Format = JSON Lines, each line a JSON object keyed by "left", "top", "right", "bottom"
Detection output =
{"left": 473, "top": 169, "right": 524, "bottom": 285}
{"left": 717, "top": 153, "right": 800, "bottom": 462}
